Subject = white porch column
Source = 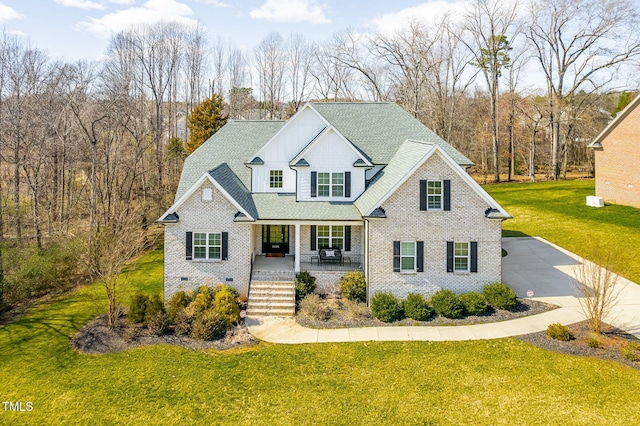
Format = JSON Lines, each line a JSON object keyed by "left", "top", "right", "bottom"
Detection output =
{"left": 294, "top": 223, "right": 301, "bottom": 273}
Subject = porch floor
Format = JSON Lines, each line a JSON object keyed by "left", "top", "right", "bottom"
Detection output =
{"left": 252, "top": 254, "right": 362, "bottom": 274}
{"left": 253, "top": 255, "right": 294, "bottom": 272}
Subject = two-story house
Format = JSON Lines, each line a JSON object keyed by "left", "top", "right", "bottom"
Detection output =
{"left": 159, "top": 103, "right": 510, "bottom": 315}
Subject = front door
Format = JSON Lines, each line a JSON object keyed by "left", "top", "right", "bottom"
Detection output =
{"left": 262, "top": 225, "right": 289, "bottom": 255}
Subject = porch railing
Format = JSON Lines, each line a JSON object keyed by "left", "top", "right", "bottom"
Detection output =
{"left": 298, "top": 253, "right": 363, "bottom": 272}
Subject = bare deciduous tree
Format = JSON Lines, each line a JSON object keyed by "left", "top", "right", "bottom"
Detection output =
{"left": 573, "top": 246, "right": 625, "bottom": 334}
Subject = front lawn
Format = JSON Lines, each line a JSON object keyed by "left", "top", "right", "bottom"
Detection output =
{"left": 486, "top": 179, "right": 640, "bottom": 284}
{"left": 1, "top": 243, "right": 640, "bottom": 424}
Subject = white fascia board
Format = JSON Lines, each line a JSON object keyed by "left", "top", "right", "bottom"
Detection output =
{"left": 253, "top": 219, "right": 364, "bottom": 226}
{"left": 289, "top": 125, "right": 373, "bottom": 167}
{"left": 589, "top": 93, "right": 640, "bottom": 147}
{"left": 158, "top": 172, "right": 255, "bottom": 221}
{"left": 363, "top": 145, "right": 511, "bottom": 219}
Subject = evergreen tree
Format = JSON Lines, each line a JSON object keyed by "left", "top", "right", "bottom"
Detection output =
{"left": 186, "top": 94, "right": 228, "bottom": 155}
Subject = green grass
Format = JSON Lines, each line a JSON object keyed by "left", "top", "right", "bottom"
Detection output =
{"left": 2, "top": 185, "right": 640, "bottom": 424}
{"left": 486, "top": 179, "right": 640, "bottom": 284}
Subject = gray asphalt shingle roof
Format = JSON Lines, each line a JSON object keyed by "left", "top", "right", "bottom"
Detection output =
{"left": 310, "top": 102, "right": 473, "bottom": 166}
{"left": 252, "top": 194, "right": 362, "bottom": 221}
{"left": 175, "top": 120, "right": 284, "bottom": 201}
{"left": 209, "top": 163, "right": 258, "bottom": 219}
{"left": 355, "top": 139, "right": 435, "bottom": 216}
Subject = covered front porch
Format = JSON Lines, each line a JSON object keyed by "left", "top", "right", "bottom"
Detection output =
{"left": 251, "top": 221, "right": 365, "bottom": 276}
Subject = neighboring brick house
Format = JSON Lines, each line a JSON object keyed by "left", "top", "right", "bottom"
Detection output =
{"left": 159, "top": 103, "right": 510, "bottom": 315}
{"left": 589, "top": 94, "right": 640, "bottom": 208}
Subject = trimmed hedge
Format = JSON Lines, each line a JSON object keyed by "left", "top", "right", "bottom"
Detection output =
{"left": 431, "top": 289, "right": 464, "bottom": 319}
{"left": 339, "top": 272, "right": 367, "bottom": 302}
{"left": 295, "top": 271, "right": 317, "bottom": 300}
{"left": 403, "top": 293, "right": 433, "bottom": 321}
{"left": 371, "top": 292, "right": 403, "bottom": 323}
{"left": 483, "top": 283, "right": 518, "bottom": 310}
{"left": 460, "top": 292, "right": 487, "bottom": 316}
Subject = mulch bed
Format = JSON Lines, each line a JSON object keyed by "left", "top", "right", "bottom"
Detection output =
{"left": 296, "top": 297, "right": 557, "bottom": 329}
{"left": 516, "top": 321, "right": 640, "bottom": 371}
{"left": 71, "top": 314, "right": 258, "bottom": 355}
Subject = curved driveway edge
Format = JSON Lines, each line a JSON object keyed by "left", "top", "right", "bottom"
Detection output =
{"left": 246, "top": 237, "right": 640, "bottom": 344}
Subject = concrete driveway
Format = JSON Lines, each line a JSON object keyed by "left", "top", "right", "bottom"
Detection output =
{"left": 502, "top": 237, "right": 640, "bottom": 337}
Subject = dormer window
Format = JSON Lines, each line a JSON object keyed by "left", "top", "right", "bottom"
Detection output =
{"left": 270, "top": 170, "right": 283, "bottom": 188}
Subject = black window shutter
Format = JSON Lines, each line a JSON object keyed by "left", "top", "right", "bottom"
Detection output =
{"left": 416, "top": 241, "right": 424, "bottom": 272}
{"left": 393, "top": 241, "right": 400, "bottom": 272}
{"left": 222, "top": 232, "right": 228, "bottom": 260}
{"left": 311, "top": 171, "right": 317, "bottom": 198}
{"left": 186, "top": 232, "right": 193, "bottom": 260}
{"left": 345, "top": 171, "right": 351, "bottom": 197}
{"left": 470, "top": 241, "right": 478, "bottom": 273}
{"left": 419, "top": 180, "right": 427, "bottom": 211}
{"left": 446, "top": 241, "right": 454, "bottom": 272}
{"left": 344, "top": 226, "right": 351, "bottom": 251}
{"left": 310, "top": 225, "right": 316, "bottom": 251}
{"left": 444, "top": 180, "right": 451, "bottom": 211}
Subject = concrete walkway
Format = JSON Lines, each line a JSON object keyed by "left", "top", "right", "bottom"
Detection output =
{"left": 246, "top": 237, "right": 640, "bottom": 343}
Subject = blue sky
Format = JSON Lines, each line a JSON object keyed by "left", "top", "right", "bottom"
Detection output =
{"left": 0, "top": 0, "right": 466, "bottom": 61}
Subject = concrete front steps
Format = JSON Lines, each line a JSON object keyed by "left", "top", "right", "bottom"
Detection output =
{"left": 247, "top": 281, "right": 295, "bottom": 317}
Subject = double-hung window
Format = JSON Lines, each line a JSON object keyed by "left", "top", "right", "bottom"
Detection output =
{"left": 316, "top": 172, "right": 344, "bottom": 197}
{"left": 400, "top": 242, "right": 416, "bottom": 272}
{"left": 193, "top": 232, "right": 222, "bottom": 260}
{"left": 270, "top": 170, "right": 283, "bottom": 188}
{"left": 427, "top": 180, "right": 442, "bottom": 210}
{"left": 317, "top": 225, "right": 344, "bottom": 249}
{"left": 454, "top": 242, "right": 469, "bottom": 272}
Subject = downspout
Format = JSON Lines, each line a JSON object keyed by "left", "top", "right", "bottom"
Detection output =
{"left": 364, "top": 218, "right": 369, "bottom": 306}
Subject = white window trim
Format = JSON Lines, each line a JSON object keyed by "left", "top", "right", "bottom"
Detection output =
{"left": 400, "top": 241, "right": 416, "bottom": 273}
{"left": 427, "top": 180, "right": 443, "bottom": 211}
{"left": 316, "top": 172, "right": 345, "bottom": 198}
{"left": 193, "top": 232, "right": 222, "bottom": 261}
{"left": 316, "top": 225, "right": 344, "bottom": 249}
{"left": 269, "top": 170, "right": 283, "bottom": 189}
{"left": 454, "top": 241, "right": 470, "bottom": 273}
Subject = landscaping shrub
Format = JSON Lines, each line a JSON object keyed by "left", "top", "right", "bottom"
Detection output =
{"left": 403, "top": 293, "right": 433, "bottom": 321}
{"left": 546, "top": 323, "right": 574, "bottom": 341}
{"left": 146, "top": 312, "right": 169, "bottom": 336}
{"left": 174, "top": 310, "right": 193, "bottom": 337}
{"left": 371, "top": 292, "right": 403, "bottom": 323}
{"left": 299, "top": 294, "right": 331, "bottom": 320}
{"left": 127, "top": 293, "right": 149, "bottom": 323}
{"left": 431, "top": 289, "right": 464, "bottom": 319}
{"left": 295, "top": 271, "right": 317, "bottom": 300}
{"left": 339, "top": 271, "right": 367, "bottom": 302}
{"left": 586, "top": 334, "right": 603, "bottom": 349}
{"left": 191, "top": 309, "right": 226, "bottom": 341}
{"left": 122, "top": 323, "right": 140, "bottom": 343}
{"left": 483, "top": 282, "right": 518, "bottom": 310}
{"left": 460, "top": 292, "right": 487, "bottom": 316}
{"left": 190, "top": 291, "right": 213, "bottom": 314}
{"left": 144, "top": 294, "right": 166, "bottom": 324}
{"left": 343, "top": 299, "right": 372, "bottom": 320}
{"left": 620, "top": 342, "right": 640, "bottom": 361}
{"left": 213, "top": 285, "right": 241, "bottom": 325}
{"left": 168, "top": 291, "right": 190, "bottom": 324}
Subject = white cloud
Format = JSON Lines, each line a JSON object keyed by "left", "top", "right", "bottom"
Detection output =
{"left": 371, "top": 1, "right": 470, "bottom": 35}
{"left": 250, "top": 0, "right": 330, "bottom": 24}
{"left": 0, "top": 4, "right": 25, "bottom": 23}
{"left": 106, "top": 0, "right": 135, "bottom": 4}
{"left": 77, "top": 0, "right": 198, "bottom": 37}
{"left": 193, "top": 0, "right": 229, "bottom": 7}
{"left": 55, "top": 0, "right": 106, "bottom": 10}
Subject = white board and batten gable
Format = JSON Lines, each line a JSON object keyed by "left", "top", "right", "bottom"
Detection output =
{"left": 248, "top": 106, "right": 326, "bottom": 193}
{"left": 294, "top": 127, "right": 370, "bottom": 202}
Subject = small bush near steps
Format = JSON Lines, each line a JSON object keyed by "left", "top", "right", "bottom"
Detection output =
{"left": 403, "top": 293, "right": 433, "bottom": 321}
{"left": 295, "top": 271, "right": 317, "bottom": 300}
{"left": 339, "top": 271, "right": 367, "bottom": 302}
{"left": 431, "top": 289, "right": 464, "bottom": 319}
{"left": 546, "top": 323, "right": 574, "bottom": 341}
{"left": 299, "top": 294, "right": 331, "bottom": 320}
{"left": 371, "top": 292, "right": 403, "bottom": 323}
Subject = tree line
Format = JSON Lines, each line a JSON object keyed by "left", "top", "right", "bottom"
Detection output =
{"left": 0, "top": 0, "right": 638, "bottom": 310}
